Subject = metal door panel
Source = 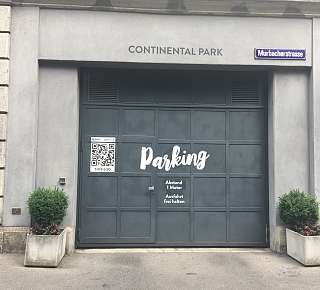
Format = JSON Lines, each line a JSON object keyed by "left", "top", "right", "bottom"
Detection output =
{"left": 120, "top": 176, "right": 151, "bottom": 207}
{"left": 85, "top": 176, "right": 117, "bottom": 207}
{"left": 193, "top": 177, "right": 226, "bottom": 207}
{"left": 121, "top": 109, "right": 155, "bottom": 136}
{"left": 157, "top": 212, "right": 190, "bottom": 242}
{"left": 84, "top": 108, "right": 118, "bottom": 135}
{"left": 81, "top": 211, "right": 117, "bottom": 239}
{"left": 229, "top": 212, "right": 266, "bottom": 243}
{"left": 158, "top": 110, "right": 189, "bottom": 140}
{"left": 229, "top": 177, "right": 265, "bottom": 207}
{"left": 77, "top": 69, "right": 268, "bottom": 247}
{"left": 194, "top": 212, "right": 227, "bottom": 242}
{"left": 79, "top": 109, "right": 156, "bottom": 244}
{"left": 120, "top": 211, "right": 152, "bottom": 238}
{"left": 229, "top": 145, "right": 264, "bottom": 174}
{"left": 191, "top": 111, "right": 226, "bottom": 141}
{"left": 230, "top": 111, "right": 264, "bottom": 141}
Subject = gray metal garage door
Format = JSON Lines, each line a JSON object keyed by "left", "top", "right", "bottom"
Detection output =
{"left": 77, "top": 68, "right": 268, "bottom": 247}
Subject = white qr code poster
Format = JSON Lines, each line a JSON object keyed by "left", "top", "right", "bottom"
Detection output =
{"left": 90, "top": 137, "right": 116, "bottom": 173}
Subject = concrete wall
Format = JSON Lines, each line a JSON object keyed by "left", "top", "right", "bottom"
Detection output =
{"left": 310, "top": 18, "right": 320, "bottom": 200}
{"left": 2, "top": 6, "right": 314, "bottom": 253}
{"left": 269, "top": 70, "right": 310, "bottom": 252}
{"left": 3, "top": 0, "right": 320, "bottom": 18}
{"left": 39, "top": 9, "right": 312, "bottom": 67}
{"left": 0, "top": 5, "right": 10, "bottom": 224}
{"left": 3, "top": 7, "right": 39, "bottom": 226}
{"left": 37, "top": 65, "right": 79, "bottom": 228}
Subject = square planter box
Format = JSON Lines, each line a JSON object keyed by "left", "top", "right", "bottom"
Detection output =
{"left": 286, "top": 228, "right": 320, "bottom": 266}
{"left": 24, "top": 229, "right": 67, "bottom": 267}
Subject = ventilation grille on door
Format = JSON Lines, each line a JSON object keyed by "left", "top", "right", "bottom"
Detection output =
{"left": 231, "top": 81, "right": 260, "bottom": 105}
{"left": 87, "top": 73, "right": 119, "bottom": 103}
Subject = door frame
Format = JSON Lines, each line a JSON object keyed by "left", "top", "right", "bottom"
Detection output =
{"left": 75, "top": 66, "right": 270, "bottom": 248}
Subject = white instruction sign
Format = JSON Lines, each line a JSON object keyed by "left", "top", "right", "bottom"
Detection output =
{"left": 90, "top": 137, "right": 116, "bottom": 173}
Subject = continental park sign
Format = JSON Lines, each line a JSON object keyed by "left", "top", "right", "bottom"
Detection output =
{"left": 128, "top": 45, "right": 223, "bottom": 57}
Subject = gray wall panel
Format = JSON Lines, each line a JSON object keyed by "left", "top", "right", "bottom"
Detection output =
{"left": 36, "top": 66, "right": 79, "bottom": 228}
{"left": 39, "top": 9, "right": 312, "bottom": 66}
{"left": 3, "top": 7, "right": 39, "bottom": 226}
{"left": 269, "top": 70, "right": 310, "bottom": 252}
{"left": 311, "top": 19, "right": 320, "bottom": 201}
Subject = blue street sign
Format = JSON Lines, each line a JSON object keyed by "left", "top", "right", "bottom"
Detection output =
{"left": 254, "top": 48, "right": 306, "bottom": 60}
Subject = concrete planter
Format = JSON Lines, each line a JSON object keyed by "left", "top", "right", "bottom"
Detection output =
{"left": 24, "top": 229, "right": 67, "bottom": 267}
{"left": 286, "top": 228, "right": 320, "bottom": 266}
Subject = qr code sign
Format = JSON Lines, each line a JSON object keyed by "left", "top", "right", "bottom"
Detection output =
{"left": 90, "top": 137, "right": 116, "bottom": 173}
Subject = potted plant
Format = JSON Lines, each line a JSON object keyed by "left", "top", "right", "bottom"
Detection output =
{"left": 279, "top": 189, "right": 320, "bottom": 266}
{"left": 24, "top": 187, "right": 68, "bottom": 267}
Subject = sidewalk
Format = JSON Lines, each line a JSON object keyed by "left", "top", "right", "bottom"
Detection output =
{"left": 1, "top": 249, "right": 320, "bottom": 290}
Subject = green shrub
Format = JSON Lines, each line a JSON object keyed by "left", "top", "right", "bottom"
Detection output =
{"left": 279, "top": 189, "right": 319, "bottom": 234}
{"left": 27, "top": 187, "right": 68, "bottom": 235}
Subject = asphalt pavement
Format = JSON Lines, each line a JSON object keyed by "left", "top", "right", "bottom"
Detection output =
{"left": 1, "top": 248, "right": 320, "bottom": 290}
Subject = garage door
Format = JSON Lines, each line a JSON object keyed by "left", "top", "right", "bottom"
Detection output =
{"left": 77, "top": 68, "right": 268, "bottom": 247}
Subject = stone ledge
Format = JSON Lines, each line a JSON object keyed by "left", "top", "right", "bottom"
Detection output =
{"left": 0, "top": 114, "right": 7, "bottom": 140}
{"left": 0, "top": 6, "right": 10, "bottom": 32}
{"left": 0, "top": 141, "right": 6, "bottom": 167}
{"left": 0, "top": 227, "right": 30, "bottom": 253}
{"left": 0, "top": 169, "right": 5, "bottom": 197}
{"left": 0, "top": 197, "right": 2, "bottom": 225}
{"left": 0, "top": 59, "right": 9, "bottom": 85}
{"left": 0, "top": 86, "right": 8, "bottom": 112}
{"left": 0, "top": 33, "right": 9, "bottom": 59}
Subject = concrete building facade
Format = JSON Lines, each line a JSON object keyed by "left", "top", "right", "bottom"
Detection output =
{"left": 0, "top": 0, "right": 320, "bottom": 252}
{"left": 0, "top": 5, "right": 9, "bottom": 226}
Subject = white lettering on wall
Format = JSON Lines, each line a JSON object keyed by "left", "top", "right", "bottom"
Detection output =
{"left": 140, "top": 145, "right": 210, "bottom": 171}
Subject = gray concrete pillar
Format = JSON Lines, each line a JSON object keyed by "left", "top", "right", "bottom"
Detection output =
{"left": 3, "top": 7, "right": 39, "bottom": 226}
{"left": 0, "top": 5, "right": 10, "bottom": 225}
{"left": 37, "top": 66, "right": 79, "bottom": 229}
{"left": 269, "top": 70, "right": 309, "bottom": 252}
{"left": 310, "top": 18, "right": 320, "bottom": 199}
